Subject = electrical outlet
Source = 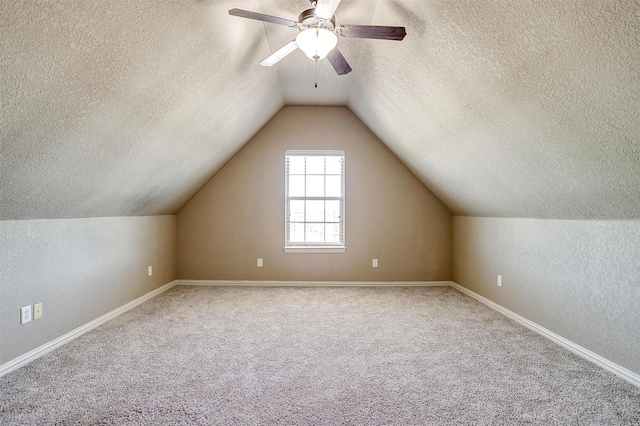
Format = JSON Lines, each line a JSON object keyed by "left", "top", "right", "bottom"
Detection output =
{"left": 148, "top": 266, "right": 153, "bottom": 276}
{"left": 21, "top": 305, "right": 32, "bottom": 325}
{"left": 257, "top": 258, "right": 263, "bottom": 267}
{"left": 372, "top": 259, "right": 378, "bottom": 268}
{"left": 34, "top": 303, "right": 43, "bottom": 320}
{"left": 497, "top": 275, "right": 503, "bottom": 287}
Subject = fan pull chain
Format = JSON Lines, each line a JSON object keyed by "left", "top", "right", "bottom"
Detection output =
{"left": 314, "top": 60, "right": 318, "bottom": 88}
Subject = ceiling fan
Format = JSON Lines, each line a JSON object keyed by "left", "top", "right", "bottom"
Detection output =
{"left": 229, "top": 0, "right": 406, "bottom": 76}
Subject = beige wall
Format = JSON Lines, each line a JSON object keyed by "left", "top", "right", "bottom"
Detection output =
{"left": 452, "top": 216, "right": 640, "bottom": 375}
{"left": 0, "top": 216, "right": 177, "bottom": 364}
{"left": 178, "top": 107, "right": 451, "bottom": 281}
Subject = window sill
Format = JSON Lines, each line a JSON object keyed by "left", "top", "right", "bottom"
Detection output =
{"left": 283, "top": 247, "right": 346, "bottom": 254}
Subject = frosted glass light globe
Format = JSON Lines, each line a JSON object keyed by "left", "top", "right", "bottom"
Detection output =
{"left": 296, "top": 27, "right": 338, "bottom": 61}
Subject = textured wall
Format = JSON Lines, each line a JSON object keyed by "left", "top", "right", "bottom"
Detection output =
{"left": 178, "top": 107, "right": 451, "bottom": 281}
{"left": 0, "top": 216, "right": 177, "bottom": 364}
{"left": 452, "top": 216, "right": 640, "bottom": 374}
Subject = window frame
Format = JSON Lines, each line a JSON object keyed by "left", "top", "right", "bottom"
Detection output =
{"left": 284, "top": 150, "right": 346, "bottom": 253}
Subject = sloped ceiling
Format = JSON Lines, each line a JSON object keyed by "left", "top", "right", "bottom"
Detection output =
{"left": 1, "top": 0, "right": 284, "bottom": 220}
{"left": 1, "top": 0, "right": 639, "bottom": 221}
{"left": 349, "top": 0, "right": 640, "bottom": 219}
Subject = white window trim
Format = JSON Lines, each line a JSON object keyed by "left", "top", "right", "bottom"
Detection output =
{"left": 283, "top": 247, "right": 347, "bottom": 254}
{"left": 284, "top": 150, "right": 346, "bottom": 252}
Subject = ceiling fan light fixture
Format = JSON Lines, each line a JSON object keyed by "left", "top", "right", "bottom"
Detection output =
{"left": 296, "top": 27, "right": 337, "bottom": 61}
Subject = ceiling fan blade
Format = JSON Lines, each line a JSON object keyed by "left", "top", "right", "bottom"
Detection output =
{"left": 228, "top": 8, "right": 298, "bottom": 27}
{"left": 314, "top": 0, "right": 342, "bottom": 20}
{"left": 260, "top": 40, "right": 299, "bottom": 66}
{"left": 326, "top": 48, "right": 352, "bottom": 75}
{"left": 336, "top": 25, "right": 407, "bottom": 41}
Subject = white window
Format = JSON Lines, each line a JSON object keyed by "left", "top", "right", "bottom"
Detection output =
{"left": 284, "top": 151, "right": 345, "bottom": 253}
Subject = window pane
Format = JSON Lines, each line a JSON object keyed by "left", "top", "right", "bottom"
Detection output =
{"left": 306, "top": 200, "right": 324, "bottom": 222}
{"left": 306, "top": 156, "right": 324, "bottom": 174}
{"left": 325, "top": 200, "right": 341, "bottom": 223}
{"left": 325, "top": 156, "right": 342, "bottom": 174}
{"left": 306, "top": 175, "right": 324, "bottom": 197}
{"left": 285, "top": 151, "right": 344, "bottom": 247}
{"left": 289, "top": 200, "right": 304, "bottom": 222}
{"left": 288, "top": 156, "right": 306, "bottom": 174}
{"left": 325, "top": 175, "right": 342, "bottom": 197}
{"left": 289, "top": 223, "right": 305, "bottom": 242}
{"left": 289, "top": 175, "right": 305, "bottom": 197}
{"left": 306, "top": 223, "right": 324, "bottom": 242}
{"left": 325, "top": 223, "right": 340, "bottom": 243}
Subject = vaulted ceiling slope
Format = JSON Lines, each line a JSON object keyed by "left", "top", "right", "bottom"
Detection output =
{"left": 1, "top": 0, "right": 284, "bottom": 220}
{"left": 1, "top": 1, "right": 639, "bottom": 221}
{"left": 348, "top": 0, "right": 640, "bottom": 219}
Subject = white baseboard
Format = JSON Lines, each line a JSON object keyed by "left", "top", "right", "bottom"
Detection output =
{"left": 3, "top": 279, "right": 638, "bottom": 390}
{"left": 449, "top": 281, "right": 640, "bottom": 389}
{"left": 0, "top": 280, "right": 177, "bottom": 378}
{"left": 176, "top": 280, "right": 451, "bottom": 287}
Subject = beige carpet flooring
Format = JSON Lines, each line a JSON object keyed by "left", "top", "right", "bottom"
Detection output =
{"left": 1, "top": 285, "right": 639, "bottom": 424}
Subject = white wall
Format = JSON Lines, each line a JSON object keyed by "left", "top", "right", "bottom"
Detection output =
{"left": 0, "top": 216, "right": 177, "bottom": 364}
{"left": 452, "top": 216, "right": 640, "bottom": 374}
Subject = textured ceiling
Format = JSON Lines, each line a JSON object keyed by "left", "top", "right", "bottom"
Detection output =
{"left": 2, "top": 0, "right": 640, "bottom": 220}
{"left": 1, "top": 0, "right": 284, "bottom": 220}
{"left": 348, "top": 0, "right": 640, "bottom": 219}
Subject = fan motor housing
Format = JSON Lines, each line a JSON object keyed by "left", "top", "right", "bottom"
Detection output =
{"left": 298, "top": 8, "right": 336, "bottom": 31}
